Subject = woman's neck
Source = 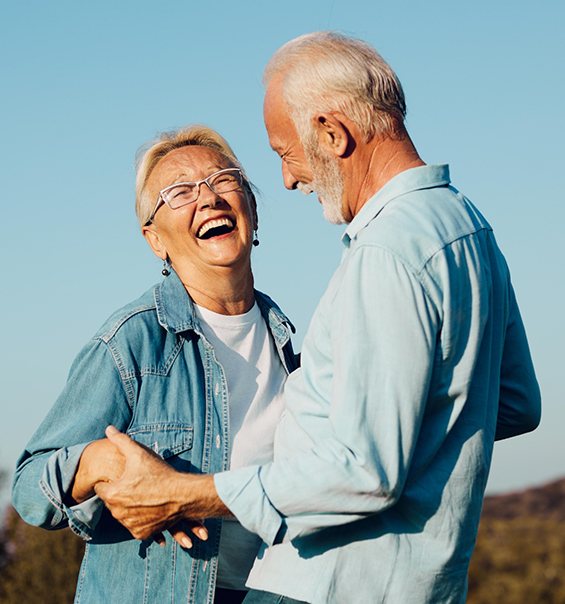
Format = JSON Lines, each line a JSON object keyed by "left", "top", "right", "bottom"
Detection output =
{"left": 176, "top": 264, "right": 255, "bottom": 316}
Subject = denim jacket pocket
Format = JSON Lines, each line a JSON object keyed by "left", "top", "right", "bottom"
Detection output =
{"left": 127, "top": 423, "right": 193, "bottom": 471}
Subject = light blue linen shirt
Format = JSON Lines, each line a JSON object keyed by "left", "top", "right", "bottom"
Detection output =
{"left": 214, "top": 165, "right": 541, "bottom": 604}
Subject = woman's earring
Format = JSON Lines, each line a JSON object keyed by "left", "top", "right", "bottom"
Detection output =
{"left": 252, "top": 230, "right": 260, "bottom": 247}
{"left": 162, "top": 259, "right": 170, "bottom": 276}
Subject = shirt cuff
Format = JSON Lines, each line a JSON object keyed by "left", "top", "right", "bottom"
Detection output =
{"left": 214, "top": 465, "right": 284, "bottom": 546}
{"left": 40, "top": 443, "right": 105, "bottom": 540}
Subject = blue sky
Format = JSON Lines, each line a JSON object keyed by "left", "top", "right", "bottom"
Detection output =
{"left": 1, "top": 0, "right": 563, "bottom": 500}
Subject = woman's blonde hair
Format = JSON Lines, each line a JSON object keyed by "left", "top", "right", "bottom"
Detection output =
{"left": 135, "top": 124, "right": 248, "bottom": 226}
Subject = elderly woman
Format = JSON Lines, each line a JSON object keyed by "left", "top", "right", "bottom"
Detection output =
{"left": 12, "top": 126, "right": 297, "bottom": 604}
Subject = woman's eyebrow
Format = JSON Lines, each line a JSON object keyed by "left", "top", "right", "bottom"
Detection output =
{"left": 170, "top": 172, "right": 191, "bottom": 183}
{"left": 168, "top": 167, "right": 224, "bottom": 185}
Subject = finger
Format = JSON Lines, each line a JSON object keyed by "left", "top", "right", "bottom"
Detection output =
{"left": 168, "top": 523, "right": 193, "bottom": 549}
{"left": 154, "top": 532, "right": 166, "bottom": 547}
{"left": 169, "top": 520, "right": 208, "bottom": 546}
{"left": 93, "top": 480, "right": 110, "bottom": 499}
{"left": 104, "top": 426, "right": 142, "bottom": 457}
{"left": 189, "top": 520, "right": 208, "bottom": 541}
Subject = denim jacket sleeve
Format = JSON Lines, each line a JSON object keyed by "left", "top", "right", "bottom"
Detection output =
{"left": 12, "top": 337, "right": 133, "bottom": 540}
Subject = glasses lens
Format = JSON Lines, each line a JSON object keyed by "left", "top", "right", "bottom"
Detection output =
{"left": 209, "top": 169, "right": 242, "bottom": 193}
{"left": 163, "top": 183, "right": 198, "bottom": 209}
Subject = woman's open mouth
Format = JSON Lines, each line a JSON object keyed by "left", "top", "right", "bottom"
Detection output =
{"left": 197, "top": 218, "right": 235, "bottom": 240}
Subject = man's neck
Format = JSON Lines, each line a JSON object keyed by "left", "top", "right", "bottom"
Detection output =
{"left": 344, "top": 131, "right": 425, "bottom": 220}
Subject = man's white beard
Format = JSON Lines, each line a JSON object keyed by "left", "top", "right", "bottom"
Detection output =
{"left": 306, "top": 144, "right": 347, "bottom": 225}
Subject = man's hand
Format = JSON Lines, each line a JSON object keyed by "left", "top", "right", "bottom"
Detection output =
{"left": 71, "top": 438, "right": 126, "bottom": 504}
{"left": 95, "top": 426, "right": 230, "bottom": 545}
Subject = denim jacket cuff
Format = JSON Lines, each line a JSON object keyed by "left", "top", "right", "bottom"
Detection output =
{"left": 214, "top": 465, "right": 283, "bottom": 546}
{"left": 40, "top": 443, "right": 104, "bottom": 540}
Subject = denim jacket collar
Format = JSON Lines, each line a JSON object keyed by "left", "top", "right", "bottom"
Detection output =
{"left": 155, "top": 269, "right": 295, "bottom": 338}
{"left": 155, "top": 270, "right": 198, "bottom": 334}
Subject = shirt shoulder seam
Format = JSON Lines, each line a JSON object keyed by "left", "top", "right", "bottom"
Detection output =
{"left": 95, "top": 305, "right": 157, "bottom": 343}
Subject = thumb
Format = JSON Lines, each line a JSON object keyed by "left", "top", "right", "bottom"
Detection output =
{"left": 94, "top": 479, "right": 111, "bottom": 499}
{"left": 105, "top": 425, "right": 138, "bottom": 457}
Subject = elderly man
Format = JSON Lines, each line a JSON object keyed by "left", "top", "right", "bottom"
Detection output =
{"left": 97, "top": 32, "right": 541, "bottom": 604}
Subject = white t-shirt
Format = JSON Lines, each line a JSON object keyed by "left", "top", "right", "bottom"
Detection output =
{"left": 194, "top": 302, "right": 287, "bottom": 590}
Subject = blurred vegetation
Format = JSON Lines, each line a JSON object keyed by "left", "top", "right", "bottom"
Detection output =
{"left": 468, "top": 517, "right": 565, "bottom": 603}
{"left": 0, "top": 464, "right": 85, "bottom": 603}
{"left": 467, "top": 478, "right": 565, "bottom": 604}
{"left": 0, "top": 505, "right": 85, "bottom": 604}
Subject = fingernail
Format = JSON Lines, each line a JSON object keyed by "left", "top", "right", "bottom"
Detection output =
{"left": 181, "top": 536, "right": 193, "bottom": 549}
{"left": 154, "top": 534, "right": 166, "bottom": 547}
{"left": 106, "top": 425, "right": 119, "bottom": 435}
{"left": 196, "top": 528, "right": 208, "bottom": 541}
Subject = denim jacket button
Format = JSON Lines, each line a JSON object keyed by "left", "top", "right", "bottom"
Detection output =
{"left": 216, "top": 434, "right": 221, "bottom": 448}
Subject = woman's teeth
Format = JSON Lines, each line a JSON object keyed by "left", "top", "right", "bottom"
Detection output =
{"left": 197, "top": 218, "right": 234, "bottom": 239}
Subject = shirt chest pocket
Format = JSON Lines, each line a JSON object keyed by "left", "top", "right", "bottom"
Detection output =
{"left": 127, "top": 423, "right": 193, "bottom": 473}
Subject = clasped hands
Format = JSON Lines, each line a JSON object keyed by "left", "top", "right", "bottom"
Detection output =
{"left": 72, "top": 425, "right": 219, "bottom": 548}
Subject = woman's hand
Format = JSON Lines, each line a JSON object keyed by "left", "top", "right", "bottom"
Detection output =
{"left": 70, "top": 438, "right": 126, "bottom": 504}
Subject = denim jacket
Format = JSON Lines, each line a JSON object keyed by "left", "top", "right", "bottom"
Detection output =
{"left": 12, "top": 270, "right": 297, "bottom": 604}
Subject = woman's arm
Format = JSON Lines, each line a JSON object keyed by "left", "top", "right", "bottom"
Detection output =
{"left": 12, "top": 338, "right": 132, "bottom": 539}
{"left": 68, "top": 438, "right": 126, "bottom": 504}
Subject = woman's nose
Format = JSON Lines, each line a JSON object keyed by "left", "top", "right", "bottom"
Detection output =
{"left": 197, "top": 182, "right": 223, "bottom": 209}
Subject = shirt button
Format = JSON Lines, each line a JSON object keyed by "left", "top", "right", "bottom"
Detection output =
{"left": 216, "top": 434, "right": 221, "bottom": 448}
{"left": 215, "top": 383, "right": 220, "bottom": 395}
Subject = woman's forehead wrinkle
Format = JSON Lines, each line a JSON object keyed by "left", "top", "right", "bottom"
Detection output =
{"left": 162, "top": 157, "right": 230, "bottom": 181}
{"left": 148, "top": 146, "right": 235, "bottom": 198}
{"left": 170, "top": 172, "right": 192, "bottom": 184}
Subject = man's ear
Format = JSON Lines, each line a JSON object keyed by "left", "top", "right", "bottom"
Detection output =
{"left": 142, "top": 225, "right": 168, "bottom": 261}
{"left": 314, "top": 113, "right": 350, "bottom": 158}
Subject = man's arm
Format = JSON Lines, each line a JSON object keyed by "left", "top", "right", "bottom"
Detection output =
{"left": 495, "top": 286, "right": 541, "bottom": 440}
{"left": 215, "top": 246, "right": 438, "bottom": 544}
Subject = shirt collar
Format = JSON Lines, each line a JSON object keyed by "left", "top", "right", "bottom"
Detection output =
{"left": 342, "top": 164, "right": 451, "bottom": 247}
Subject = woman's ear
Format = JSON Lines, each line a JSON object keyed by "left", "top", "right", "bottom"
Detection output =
{"left": 142, "top": 225, "right": 168, "bottom": 261}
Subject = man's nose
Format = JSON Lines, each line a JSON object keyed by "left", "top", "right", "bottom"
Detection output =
{"left": 281, "top": 160, "right": 298, "bottom": 191}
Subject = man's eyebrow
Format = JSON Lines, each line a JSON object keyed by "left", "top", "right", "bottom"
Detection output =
{"left": 269, "top": 142, "right": 283, "bottom": 155}
{"left": 267, "top": 135, "right": 281, "bottom": 152}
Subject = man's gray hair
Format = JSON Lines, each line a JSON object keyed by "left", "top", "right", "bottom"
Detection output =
{"left": 263, "top": 31, "right": 406, "bottom": 143}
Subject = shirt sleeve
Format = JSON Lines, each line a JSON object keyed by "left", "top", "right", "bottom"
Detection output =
{"left": 12, "top": 338, "right": 133, "bottom": 540}
{"left": 215, "top": 246, "right": 439, "bottom": 545}
{"left": 495, "top": 286, "right": 541, "bottom": 440}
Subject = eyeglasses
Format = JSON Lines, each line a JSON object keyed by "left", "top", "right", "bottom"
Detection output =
{"left": 147, "top": 168, "right": 245, "bottom": 223}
